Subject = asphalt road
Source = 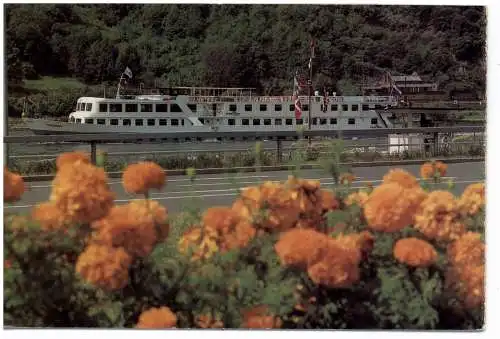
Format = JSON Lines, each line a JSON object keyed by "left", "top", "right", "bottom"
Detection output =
{"left": 4, "top": 162, "right": 485, "bottom": 216}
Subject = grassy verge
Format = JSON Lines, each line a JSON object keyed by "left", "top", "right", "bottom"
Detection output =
{"left": 9, "top": 143, "right": 486, "bottom": 177}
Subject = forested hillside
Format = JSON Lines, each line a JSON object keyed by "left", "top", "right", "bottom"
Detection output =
{"left": 5, "top": 4, "right": 486, "bottom": 116}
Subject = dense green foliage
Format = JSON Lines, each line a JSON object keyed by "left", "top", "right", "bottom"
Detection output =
{"left": 5, "top": 4, "right": 486, "bottom": 116}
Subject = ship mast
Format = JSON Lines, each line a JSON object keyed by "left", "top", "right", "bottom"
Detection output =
{"left": 308, "top": 38, "right": 315, "bottom": 130}
{"left": 116, "top": 67, "right": 133, "bottom": 99}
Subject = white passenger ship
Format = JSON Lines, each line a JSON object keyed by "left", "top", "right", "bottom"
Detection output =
{"left": 25, "top": 86, "right": 402, "bottom": 135}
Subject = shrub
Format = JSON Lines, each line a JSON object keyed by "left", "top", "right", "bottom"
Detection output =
{"left": 3, "top": 152, "right": 485, "bottom": 329}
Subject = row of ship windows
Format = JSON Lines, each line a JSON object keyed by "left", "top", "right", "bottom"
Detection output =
{"left": 77, "top": 102, "right": 182, "bottom": 113}
{"left": 71, "top": 117, "right": 379, "bottom": 126}
{"left": 76, "top": 102, "right": 377, "bottom": 113}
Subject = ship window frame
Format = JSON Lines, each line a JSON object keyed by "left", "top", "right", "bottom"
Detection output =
{"left": 141, "top": 104, "right": 153, "bottom": 113}
{"left": 228, "top": 118, "right": 235, "bottom": 126}
{"left": 275, "top": 118, "right": 282, "bottom": 125}
{"left": 84, "top": 118, "right": 94, "bottom": 124}
{"left": 242, "top": 119, "right": 249, "bottom": 126}
{"left": 244, "top": 104, "right": 252, "bottom": 112}
{"left": 85, "top": 103, "right": 92, "bottom": 112}
{"left": 110, "top": 119, "right": 119, "bottom": 126}
{"left": 352, "top": 104, "right": 359, "bottom": 111}
{"left": 312, "top": 117, "right": 317, "bottom": 125}
{"left": 123, "top": 119, "right": 131, "bottom": 126}
{"left": 99, "top": 103, "right": 108, "bottom": 113}
{"left": 348, "top": 118, "right": 355, "bottom": 125}
{"left": 229, "top": 104, "right": 237, "bottom": 112}
{"left": 285, "top": 118, "right": 293, "bottom": 125}
{"left": 170, "top": 103, "right": 182, "bottom": 113}
{"left": 126, "top": 103, "right": 138, "bottom": 112}
{"left": 320, "top": 118, "right": 327, "bottom": 125}
{"left": 302, "top": 104, "right": 309, "bottom": 111}
{"left": 289, "top": 104, "right": 295, "bottom": 111}
{"left": 135, "top": 119, "right": 143, "bottom": 126}
{"left": 259, "top": 104, "right": 267, "bottom": 112}
{"left": 264, "top": 118, "right": 271, "bottom": 126}
{"left": 253, "top": 118, "right": 261, "bottom": 126}
{"left": 274, "top": 104, "right": 282, "bottom": 112}
{"left": 362, "top": 104, "right": 370, "bottom": 111}
{"left": 181, "top": 119, "right": 185, "bottom": 126}
{"left": 159, "top": 119, "right": 167, "bottom": 126}
{"left": 156, "top": 104, "right": 168, "bottom": 113}
{"left": 147, "top": 118, "right": 155, "bottom": 126}
{"left": 97, "top": 118, "right": 106, "bottom": 125}
{"left": 342, "top": 104, "right": 349, "bottom": 111}
{"left": 296, "top": 119, "right": 303, "bottom": 125}
{"left": 76, "top": 118, "right": 82, "bottom": 123}
{"left": 187, "top": 104, "right": 197, "bottom": 112}
{"left": 110, "top": 103, "right": 123, "bottom": 112}
{"left": 371, "top": 118, "right": 378, "bottom": 125}
{"left": 331, "top": 104, "right": 338, "bottom": 111}
{"left": 330, "top": 118, "right": 337, "bottom": 125}
{"left": 171, "top": 119, "right": 179, "bottom": 126}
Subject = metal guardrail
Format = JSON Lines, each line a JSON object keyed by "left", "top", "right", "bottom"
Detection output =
{"left": 3, "top": 126, "right": 486, "bottom": 168}
{"left": 2, "top": 126, "right": 485, "bottom": 144}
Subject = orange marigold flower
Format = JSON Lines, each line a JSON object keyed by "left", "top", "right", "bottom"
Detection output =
{"left": 364, "top": 183, "right": 426, "bottom": 232}
{"left": 446, "top": 264, "right": 485, "bottom": 310}
{"left": 129, "top": 200, "right": 170, "bottom": 240}
{"left": 91, "top": 204, "right": 158, "bottom": 258}
{"left": 458, "top": 183, "right": 485, "bottom": 216}
{"left": 196, "top": 314, "right": 224, "bottom": 328}
{"left": 220, "top": 220, "right": 257, "bottom": 252}
{"left": 5, "top": 259, "right": 12, "bottom": 269}
{"left": 307, "top": 240, "right": 361, "bottom": 288}
{"left": 274, "top": 228, "right": 330, "bottom": 269}
{"left": 203, "top": 206, "right": 240, "bottom": 233}
{"left": 420, "top": 161, "right": 448, "bottom": 179}
{"left": 447, "top": 232, "right": 484, "bottom": 267}
{"left": 136, "top": 306, "right": 177, "bottom": 329}
{"left": 319, "top": 189, "right": 340, "bottom": 212}
{"left": 414, "top": 191, "right": 466, "bottom": 242}
{"left": 198, "top": 206, "right": 256, "bottom": 252}
{"left": 383, "top": 168, "right": 420, "bottom": 189}
{"left": 286, "top": 176, "right": 321, "bottom": 193}
{"left": 339, "top": 172, "right": 356, "bottom": 185}
{"left": 335, "top": 231, "right": 375, "bottom": 260}
{"left": 56, "top": 151, "right": 90, "bottom": 170}
{"left": 178, "top": 226, "right": 219, "bottom": 261}
{"left": 420, "top": 162, "right": 434, "bottom": 179}
{"left": 435, "top": 161, "right": 448, "bottom": 177}
{"left": 344, "top": 190, "right": 370, "bottom": 207}
{"left": 122, "top": 161, "right": 166, "bottom": 195}
{"left": 233, "top": 183, "right": 300, "bottom": 232}
{"left": 241, "top": 305, "right": 282, "bottom": 329}
{"left": 75, "top": 244, "right": 131, "bottom": 291}
{"left": 32, "top": 201, "right": 69, "bottom": 231}
{"left": 393, "top": 237, "right": 438, "bottom": 267}
{"left": 50, "top": 161, "right": 115, "bottom": 225}
{"left": 4, "top": 168, "right": 25, "bottom": 203}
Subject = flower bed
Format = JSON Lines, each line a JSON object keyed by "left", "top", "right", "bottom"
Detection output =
{"left": 3, "top": 154, "right": 485, "bottom": 329}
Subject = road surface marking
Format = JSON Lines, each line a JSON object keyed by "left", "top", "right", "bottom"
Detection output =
{"left": 4, "top": 179, "right": 482, "bottom": 209}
